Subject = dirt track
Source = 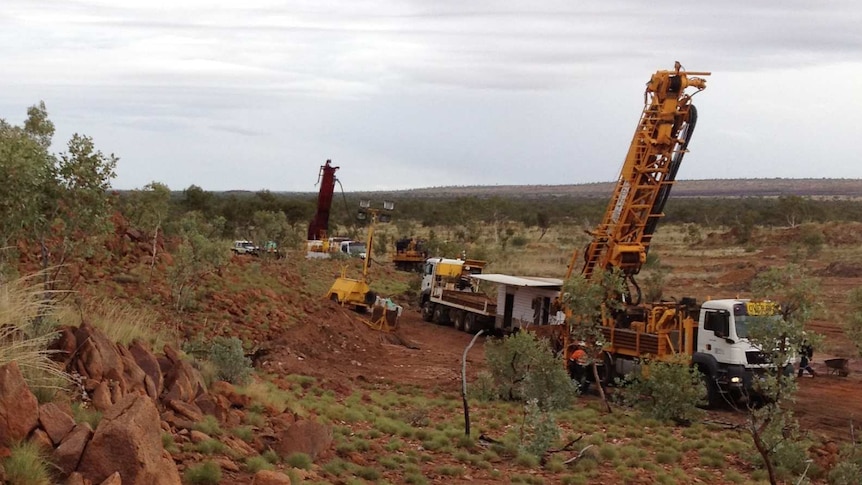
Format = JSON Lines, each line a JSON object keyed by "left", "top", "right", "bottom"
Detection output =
{"left": 265, "top": 306, "right": 489, "bottom": 393}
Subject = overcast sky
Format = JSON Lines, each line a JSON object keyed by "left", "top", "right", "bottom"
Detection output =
{"left": 2, "top": 1, "right": 861, "bottom": 192}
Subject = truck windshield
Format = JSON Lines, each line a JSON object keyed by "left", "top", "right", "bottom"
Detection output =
{"left": 733, "top": 301, "right": 782, "bottom": 340}
{"left": 348, "top": 243, "right": 366, "bottom": 255}
{"left": 735, "top": 315, "right": 751, "bottom": 339}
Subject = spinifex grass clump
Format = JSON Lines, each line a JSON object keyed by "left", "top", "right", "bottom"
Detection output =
{"left": 0, "top": 271, "right": 71, "bottom": 395}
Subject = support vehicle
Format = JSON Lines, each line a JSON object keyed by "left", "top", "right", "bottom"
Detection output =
{"left": 419, "top": 258, "right": 497, "bottom": 333}
{"left": 392, "top": 237, "right": 428, "bottom": 271}
{"left": 231, "top": 240, "right": 259, "bottom": 256}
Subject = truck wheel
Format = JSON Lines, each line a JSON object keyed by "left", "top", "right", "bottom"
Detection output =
{"left": 463, "top": 313, "right": 477, "bottom": 333}
{"left": 453, "top": 311, "right": 465, "bottom": 331}
{"left": 599, "top": 351, "right": 616, "bottom": 386}
{"left": 699, "top": 370, "right": 721, "bottom": 409}
{"left": 433, "top": 305, "right": 449, "bottom": 325}
{"left": 421, "top": 301, "right": 434, "bottom": 322}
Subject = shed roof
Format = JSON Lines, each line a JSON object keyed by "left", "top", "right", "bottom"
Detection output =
{"left": 472, "top": 274, "right": 563, "bottom": 288}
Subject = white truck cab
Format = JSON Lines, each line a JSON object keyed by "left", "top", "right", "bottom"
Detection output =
{"left": 339, "top": 240, "right": 367, "bottom": 259}
{"left": 693, "top": 298, "right": 785, "bottom": 405}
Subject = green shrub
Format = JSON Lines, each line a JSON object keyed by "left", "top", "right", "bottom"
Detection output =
{"left": 616, "top": 356, "right": 705, "bottom": 425}
{"left": 322, "top": 457, "right": 350, "bottom": 477}
{"left": 208, "top": 336, "right": 253, "bottom": 385}
{"left": 435, "top": 465, "right": 465, "bottom": 477}
{"left": 405, "top": 473, "right": 428, "bottom": 485}
{"left": 2, "top": 441, "right": 51, "bottom": 485}
{"left": 245, "top": 455, "right": 273, "bottom": 473}
{"left": 262, "top": 449, "right": 280, "bottom": 463}
{"left": 655, "top": 450, "right": 680, "bottom": 464}
{"left": 598, "top": 444, "right": 619, "bottom": 462}
{"left": 183, "top": 461, "right": 222, "bottom": 485}
{"left": 355, "top": 466, "right": 381, "bottom": 480}
{"left": 515, "top": 452, "right": 540, "bottom": 467}
{"left": 162, "top": 433, "right": 179, "bottom": 453}
{"left": 244, "top": 411, "right": 265, "bottom": 427}
{"left": 192, "top": 439, "right": 226, "bottom": 455}
{"left": 519, "top": 398, "right": 560, "bottom": 457}
{"left": 231, "top": 425, "right": 254, "bottom": 442}
{"left": 484, "top": 331, "right": 576, "bottom": 410}
{"left": 470, "top": 371, "right": 498, "bottom": 401}
{"left": 193, "top": 415, "right": 223, "bottom": 436}
{"left": 799, "top": 223, "right": 825, "bottom": 257}
{"left": 284, "top": 452, "right": 313, "bottom": 470}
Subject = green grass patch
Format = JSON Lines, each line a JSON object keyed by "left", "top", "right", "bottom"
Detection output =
{"left": 655, "top": 450, "right": 680, "bottom": 464}
{"left": 322, "top": 457, "right": 351, "bottom": 477}
{"left": 193, "top": 415, "right": 223, "bottom": 436}
{"left": 435, "top": 465, "right": 466, "bottom": 477}
{"left": 262, "top": 449, "right": 280, "bottom": 464}
{"left": 162, "top": 433, "right": 179, "bottom": 453}
{"left": 404, "top": 472, "right": 428, "bottom": 484}
{"left": 231, "top": 425, "right": 254, "bottom": 442}
{"left": 192, "top": 439, "right": 227, "bottom": 455}
{"left": 355, "top": 466, "right": 381, "bottom": 481}
{"left": 598, "top": 444, "right": 619, "bottom": 462}
{"left": 284, "top": 452, "right": 313, "bottom": 470}
{"left": 183, "top": 461, "right": 222, "bottom": 485}
{"left": 245, "top": 455, "right": 273, "bottom": 473}
{"left": 1, "top": 441, "right": 51, "bottom": 485}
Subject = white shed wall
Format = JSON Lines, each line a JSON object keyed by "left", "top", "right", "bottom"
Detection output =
{"left": 494, "top": 285, "right": 561, "bottom": 330}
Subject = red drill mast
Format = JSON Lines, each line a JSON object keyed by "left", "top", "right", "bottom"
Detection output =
{"left": 307, "top": 159, "right": 340, "bottom": 240}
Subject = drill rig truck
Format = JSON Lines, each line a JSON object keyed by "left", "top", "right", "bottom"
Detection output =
{"left": 561, "top": 63, "right": 779, "bottom": 406}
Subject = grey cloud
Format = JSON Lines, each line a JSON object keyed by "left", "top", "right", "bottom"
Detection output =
{"left": 2, "top": 0, "right": 862, "bottom": 191}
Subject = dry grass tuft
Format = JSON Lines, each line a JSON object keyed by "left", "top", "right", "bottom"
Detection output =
{"left": 0, "top": 271, "right": 71, "bottom": 394}
{"left": 55, "top": 298, "right": 174, "bottom": 351}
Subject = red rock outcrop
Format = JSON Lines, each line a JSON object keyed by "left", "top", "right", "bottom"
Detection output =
{"left": 52, "top": 422, "right": 94, "bottom": 478}
{"left": 275, "top": 419, "right": 332, "bottom": 460}
{"left": 77, "top": 394, "right": 181, "bottom": 485}
{"left": 0, "top": 361, "right": 40, "bottom": 445}
{"left": 39, "top": 402, "right": 76, "bottom": 445}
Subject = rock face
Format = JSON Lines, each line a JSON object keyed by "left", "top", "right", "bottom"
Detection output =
{"left": 77, "top": 394, "right": 181, "bottom": 485}
{"left": 129, "top": 341, "right": 163, "bottom": 398}
{"left": 0, "top": 361, "right": 40, "bottom": 445}
{"left": 52, "top": 422, "right": 94, "bottom": 478}
{"left": 161, "top": 345, "right": 205, "bottom": 403}
{"left": 39, "top": 402, "right": 76, "bottom": 445}
{"left": 72, "top": 323, "right": 124, "bottom": 384}
{"left": 252, "top": 470, "right": 293, "bottom": 485}
{"left": 71, "top": 323, "right": 157, "bottom": 406}
{"left": 275, "top": 420, "right": 333, "bottom": 460}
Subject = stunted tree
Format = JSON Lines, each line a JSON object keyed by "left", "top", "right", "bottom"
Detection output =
{"left": 0, "top": 102, "right": 117, "bottom": 285}
{"left": 744, "top": 264, "right": 822, "bottom": 485}
{"left": 251, "top": 210, "right": 302, "bottom": 257}
{"left": 0, "top": 115, "right": 52, "bottom": 275}
{"left": 168, "top": 212, "right": 230, "bottom": 311}
{"left": 124, "top": 182, "right": 172, "bottom": 277}
{"left": 536, "top": 212, "right": 551, "bottom": 241}
{"left": 181, "top": 184, "right": 215, "bottom": 216}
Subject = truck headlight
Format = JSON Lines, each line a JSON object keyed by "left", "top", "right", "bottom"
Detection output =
{"left": 730, "top": 376, "right": 742, "bottom": 384}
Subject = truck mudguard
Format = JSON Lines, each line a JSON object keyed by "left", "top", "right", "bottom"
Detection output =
{"left": 691, "top": 352, "right": 719, "bottom": 377}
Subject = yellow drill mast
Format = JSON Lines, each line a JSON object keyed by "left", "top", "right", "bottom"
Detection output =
{"left": 570, "top": 63, "right": 709, "bottom": 300}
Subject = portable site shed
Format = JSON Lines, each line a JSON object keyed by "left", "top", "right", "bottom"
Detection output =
{"left": 472, "top": 274, "right": 565, "bottom": 331}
